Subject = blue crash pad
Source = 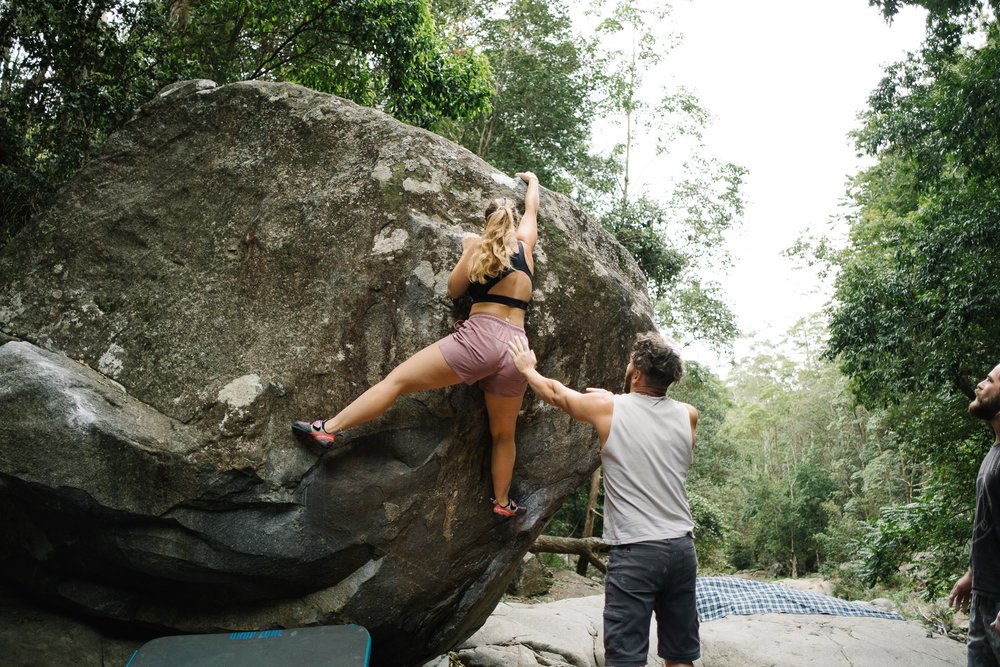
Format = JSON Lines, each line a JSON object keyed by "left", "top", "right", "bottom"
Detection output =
{"left": 125, "top": 625, "right": 371, "bottom": 667}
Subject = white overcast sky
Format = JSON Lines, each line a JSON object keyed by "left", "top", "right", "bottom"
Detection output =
{"left": 584, "top": 0, "right": 929, "bottom": 374}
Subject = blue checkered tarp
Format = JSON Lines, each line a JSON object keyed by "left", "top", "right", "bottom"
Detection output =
{"left": 696, "top": 576, "right": 904, "bottom": 623}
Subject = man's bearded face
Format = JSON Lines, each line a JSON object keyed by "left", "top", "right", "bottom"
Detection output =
{"left": 970, "top": 391, "right": 1000, "bottom": 420}
{"left": 969, "top": 364, "right": 1000, "bottom": 420}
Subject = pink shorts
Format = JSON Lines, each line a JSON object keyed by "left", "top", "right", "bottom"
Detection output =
{"left": 439, "top": 314, "right": 528, "bottom": 397}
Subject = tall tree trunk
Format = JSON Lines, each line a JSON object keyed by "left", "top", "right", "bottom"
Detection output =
{"left": 576, "top": 467, "right": 602, "bottom": 575}
{"left": 621, "top": 40, "right": 635, "bottom": 207}
{"left": 790, "top": 532, "right": 797, "bottom": 578}
{"left": 478, "top": 8, "right": 522, "bottom": 158}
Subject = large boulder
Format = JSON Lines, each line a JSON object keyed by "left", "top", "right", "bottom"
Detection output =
{"left": 0, "top": 80, "right": 653, "bottom": 665}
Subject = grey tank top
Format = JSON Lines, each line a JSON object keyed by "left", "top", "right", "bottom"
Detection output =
{"left": 601, "top": 393, "right": 695, "bottom": 545}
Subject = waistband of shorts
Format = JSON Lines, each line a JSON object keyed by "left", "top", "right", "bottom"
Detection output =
{"left": 610, "top": 533, "right": 694, "bottom": 550}
{"left": 466, "top": 313, "right": 526, "bottom": 331}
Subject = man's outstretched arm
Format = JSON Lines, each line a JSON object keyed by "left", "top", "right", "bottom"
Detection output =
{"left": 507, "top": 337, "right": 613, "bottom": 443}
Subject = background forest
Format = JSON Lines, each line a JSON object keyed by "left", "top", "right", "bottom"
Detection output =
{"left": 4, "top": 0, "right": 1000, "bottom": 606}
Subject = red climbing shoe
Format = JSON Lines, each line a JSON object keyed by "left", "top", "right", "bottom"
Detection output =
{"left": 292, "top": 420, "right": 337, "bottom": 448}
{"left": 492, "top": 498, "right": 525, "bottom": 518}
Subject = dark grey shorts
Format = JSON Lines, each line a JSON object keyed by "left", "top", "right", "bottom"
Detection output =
{"left": 969, "top": 592, "right": 1000, "bottom": 667}
{"left": 604, "top": 536, "right": 700, "bottom": 667}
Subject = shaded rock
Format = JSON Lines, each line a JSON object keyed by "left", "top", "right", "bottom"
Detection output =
{"left": 534, "top": 568, "right": 605, "bottom": 604}
{"left": 869, "top": 597, "right": 899, "bottom": 612}
{"left": 0, "top": 583, "right": 142, "bottom": 667}
{"left": 952, "top": 609, "right": 970, "bottom": 635}
{"left": 0, "top": 80, "right": 653, "bottom": 666}
{"left": 507, "top": 553, "right": 554, "bottom": 598}
{"left": 543, "top": 570, "right": 604, "bottom": 601}
{"left": 773, "top": 576, "right": 834, "bottom": 597}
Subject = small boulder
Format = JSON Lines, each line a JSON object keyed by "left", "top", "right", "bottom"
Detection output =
{"left": 506, "top": 553, "right": 554, "bottom": 598}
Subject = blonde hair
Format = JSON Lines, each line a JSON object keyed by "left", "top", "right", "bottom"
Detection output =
{"left": 469, "top": 198, "right": 519, "bottom": 283}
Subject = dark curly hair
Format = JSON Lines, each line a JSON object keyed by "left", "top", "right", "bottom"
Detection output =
{"left": 631, "top": 332, "right": 683, "bottom": 389}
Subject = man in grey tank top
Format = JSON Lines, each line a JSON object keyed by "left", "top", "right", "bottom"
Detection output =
{"left": 508, "top": 332, "right": 700, "bottom": 667}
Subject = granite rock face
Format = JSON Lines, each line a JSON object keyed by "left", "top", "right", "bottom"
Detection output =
{"left": 0, "top": 79, "right": 653, "bottom": 666}
{"left": 446, "top": 589, "right": 966, "bottom": 667}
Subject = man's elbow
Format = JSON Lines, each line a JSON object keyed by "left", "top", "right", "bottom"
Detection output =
{"left": 550, "top": 389, "right": 580, "bottom": 418}
{"left": 537, "top": 381, "right": 567, "bottom": 411}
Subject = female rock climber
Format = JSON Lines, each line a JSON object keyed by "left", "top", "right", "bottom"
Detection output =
{"left": 294, "top": 171, "right": 540, "bottom": 518}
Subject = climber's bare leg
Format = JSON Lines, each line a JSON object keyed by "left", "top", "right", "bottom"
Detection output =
{"left": 324, "top": 341, "right": 460, "bottom": 433}
{"left": 484, "top": 391, "right": 524, "bottom": 506}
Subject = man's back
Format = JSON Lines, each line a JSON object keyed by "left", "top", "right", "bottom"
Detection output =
{"left": 506, "top": 332, "right": 703, "bottom": 666}
{"left": 601, "top": 393, "right": 695, "bottom": 546}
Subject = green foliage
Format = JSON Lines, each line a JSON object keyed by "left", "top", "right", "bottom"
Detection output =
{"left": 601, "top": 196, "right": 688, "bottom": 296}
{"left": 538, "top": 551, "right": 570, "bottom": 570}
{"left": 827, "top": 9, "right": 1000, "bottom": 595}
{"left": 833, "top": 26, "right": 1000, "bottom": 410}
{"left": 162, "top": 0, "right": 495, "bottom": 125}
{"left": 546, "top": 476, "right": 603, "bottom": 538}
{"left": 673, "top": 362, "right": 734, "bottom": 568}
{"left": 432, "top": 0, "right": 600, "bottom": 194}
{"left": 437, "top": 0, "right": 745, "bottom": 349}
{"left": 1, "top": 0, "right": 165, "bottom": 241}
{"left": 716, "top": 323, "right": 911, "bottom": 578}
{"left": 689, "top": 491, "right": 729, "bottom": 570}
{"left": 0, "top": 0, "right": 492, "bottom": 244}
{"left": 868, "top": 0, "right": 993, "bottom": 21}
{"left": 654, "top": 278, "right": 738, "bottom": 355}
{"left": 581, "top": 0, "right": 746, "bottom": 349}
{"left": 672, "top": 360, "right": 733, "bottom": 490}
{"left": 725, "top": 540, "right": 755, "bottom": 572}
{"left": 854, "top": 486, "right": 972, "bottom": 598}
{"left": 815, "top": 501, "right": 866, "bottom": 568}
{"left": 739, "top": 461, "right": 837, "bottom": 576}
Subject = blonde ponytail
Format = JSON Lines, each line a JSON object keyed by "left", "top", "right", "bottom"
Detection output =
{"left": 469, "top": 199, "right": 518, "bottom": 283}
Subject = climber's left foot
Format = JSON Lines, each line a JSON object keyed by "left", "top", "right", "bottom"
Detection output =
{"left": 292, "top": 419, "right": 337, "bottom": 448}
{"left": 492, "top": 498, "right": 525, "bottom": 518}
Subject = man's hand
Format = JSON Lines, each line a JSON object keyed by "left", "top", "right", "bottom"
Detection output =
{"left": 507, "top": 339, "right": 614, "bottom": 441}
{"left": 507, "top": 337, "right": 537, "bottom": 375}
{"left": 516, "top": 171, "right": 538, "bottom": 184}
{"left": 948, "top": 570, "right": 973, "bottom": 612}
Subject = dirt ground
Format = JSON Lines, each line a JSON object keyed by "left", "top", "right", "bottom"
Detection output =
{"left": 512, "top": 566, "right": 605, "bottom": 604}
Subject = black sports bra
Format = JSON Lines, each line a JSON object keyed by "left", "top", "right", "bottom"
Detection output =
{"left": 468, "top": 241, "right": 534, "bottom": 310}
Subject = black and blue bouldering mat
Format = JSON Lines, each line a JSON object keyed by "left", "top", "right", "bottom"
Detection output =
{"left": 124, "top": 625, "right": 371, "bottom": 666}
